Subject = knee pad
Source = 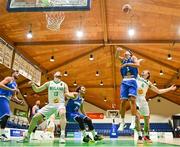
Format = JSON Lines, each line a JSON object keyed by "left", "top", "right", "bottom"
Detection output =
{"left": 75, "top": 117, "right": 85, "bottom": 130}
{"left": 84, "top": 117, "right": 94, "bottom": 131}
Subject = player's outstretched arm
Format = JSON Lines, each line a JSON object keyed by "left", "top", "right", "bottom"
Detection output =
{"left": 64, "top": 83, "right": 78, "bottom": 99}
{"left": 0, "top": 77, "right": 18, "bottom": 92}
{"left": 150, "top": 84, "right": 176, "bottom": 94}
{"left": 30, "top": 81, "right": 49, "bottom": 93}
{"left": 115, "top": 47, "right": 124, "bottom": 62}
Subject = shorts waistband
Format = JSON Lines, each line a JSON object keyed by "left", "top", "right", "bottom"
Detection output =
{"left": 123, "top": 78, "right": 136, "bottom": 81}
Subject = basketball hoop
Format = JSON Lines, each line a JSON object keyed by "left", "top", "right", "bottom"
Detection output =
{"left": 44, "top": 0, "right": 65, "bottom": 31}
{"left": 45, "top": 11, "right": 65, "bottom": 31}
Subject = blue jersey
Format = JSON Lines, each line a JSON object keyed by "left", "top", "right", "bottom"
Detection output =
{"left": 66, "top": 95, "right": 84, "bottom": 113}
{"left": 0, "top": 80, "right": 17, "bottom": 101}
{"left": 120, "top": 57, "right": 138, "bottom": 78}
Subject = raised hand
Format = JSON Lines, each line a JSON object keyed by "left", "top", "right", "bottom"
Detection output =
{"left": 170, "top": 85, "right": 176, "bottom": 91}
{"left": 117, "top": 47, "right": 123, "bottom": 51}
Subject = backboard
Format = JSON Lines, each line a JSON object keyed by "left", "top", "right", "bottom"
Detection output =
{"left": 7, "top": 0, "right": 91, "bottom": 12}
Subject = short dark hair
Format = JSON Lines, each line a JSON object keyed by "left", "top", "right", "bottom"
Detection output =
{"left": 75, "top": 85, "right": 84, "bottom": 93}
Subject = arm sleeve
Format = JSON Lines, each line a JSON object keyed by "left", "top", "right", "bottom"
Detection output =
{"left": 32, "top": 82, "right": 49, "bottom": 93}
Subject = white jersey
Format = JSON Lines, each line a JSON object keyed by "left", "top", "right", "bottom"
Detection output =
{"left": 136, "top": 76, "right": 152, "bottom": 106}
{"left": 48, "top": 80, "right": 68, "bottom": 104}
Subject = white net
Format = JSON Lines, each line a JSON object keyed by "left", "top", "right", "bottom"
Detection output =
{"left": 45, "top": 11, "right": 65, "bottom": 31}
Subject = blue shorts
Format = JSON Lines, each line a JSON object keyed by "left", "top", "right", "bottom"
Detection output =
{"left": 0, "top": 97, "right": 11, "bottom": 120}
{"left": 66, "top": 112, "right": 87, "bottom": 122}
{"left": 120, "top": 79, "right": 137, "bottom": 99}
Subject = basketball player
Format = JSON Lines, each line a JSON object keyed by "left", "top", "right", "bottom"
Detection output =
{"left": 116, "top": 47, "right": 143, "bottom": 131}
{"left": 135, "top": 70, "right": 176, "bottom": 143}
{"left": 30, "top": 100, "right": 40, "bottom": 140}
{"left": 66, "top": 86, "right": 103, "bottom": 143}
{"left": 0, "top": 70, "right": 23, "bottom": 141}
{"left": 19, "top": 71, "right": 75, "bottom": 143}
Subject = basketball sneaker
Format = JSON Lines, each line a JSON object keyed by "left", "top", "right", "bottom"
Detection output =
{"left": 17, "top": 135, "right": 30, "bottom": 143}
{"left": 83, "top": 135, "right": 94, "bottom": 143}
{"left": 94, "top": 135, "right": 103, "bottom": 141}
{"left": 118, "top": 122, "right": 126, "bottom": 131}
{"left": 137, "top": 136, "right": 143, "bottom": 144}
{"left": 59, "top": 135, "right": 66, "bottom": 144}
{"left": 144, "top": 136, "right": 153, "bottom": 143}
{"left": 0, "top": 134, "right": 10, "bottom": 142}
{"left": 129, "top": 122, "right": 135, "bottom": 130}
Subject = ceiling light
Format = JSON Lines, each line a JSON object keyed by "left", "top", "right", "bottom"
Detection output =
{"left": 100, "top": 80, "right": 103, "bottom": 86}
{"left": 64, "top": 71, "right": 68, "bottom": 77}
{"left": 73, "top": 81, "right": 77, "bottom": 86}
{"left": 104, "top": 97, "right": 107, "bottom": 102}
{"left": 128, "top": 28, "right": 135, "bottom": 37}
{"left": 153, "top": 81, "right": 157, "bottom": 86}
{"left": 96, "top": 71, "right": 99, "bottom": 76}
{"left": 27, "top": 30, "right": 32, "bottom": 39}
{"left": 160, "top": 70, "right": 164, "bottom": 76}
{"left": 167, "top": 54, "right": 172, "bottom": 60}
{"left": 50, "top": 56, "right": 55, "bottom": 62}
{"left": 76, "top": 30, "right": 83, "bottom": 38}
{"left": 89, "top": 54, "right": 94, "bottom": 61}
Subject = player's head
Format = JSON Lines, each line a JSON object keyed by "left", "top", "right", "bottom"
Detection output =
{"left": 75, "top": 85, "right": 86, "bottom": 95}
{"left": 36, "top": 100, "right": 40, "bottom": 106}
{"left": 141, "top": 70, "right": 151, "bottom": 80}
{"left": 124, "top": 50, "right": 133, "bottom": 59}
{"left": 12, "top": 70, "right": 19, "bottom": 79}
{"left": 54, "top": 71, "right": 62, "bottom": 82}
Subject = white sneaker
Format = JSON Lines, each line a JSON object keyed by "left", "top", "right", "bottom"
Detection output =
{"left": 129, "top": 122, "right": 135, "bottom": 130}
{"left": 0, "top": 134, "right": 10, "bottom": 142}
{"left": 59, "top": 136, "right": 66, "bottom": 144}
{"left": 118, "top": 122, "right": 126, "bottom": 131}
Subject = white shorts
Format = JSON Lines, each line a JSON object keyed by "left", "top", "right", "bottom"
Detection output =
{"left": 136, "top": 100, "right": 150, "bottom": 116}
{"left": 39, "top": 103, "right": 65, "bottom": 119}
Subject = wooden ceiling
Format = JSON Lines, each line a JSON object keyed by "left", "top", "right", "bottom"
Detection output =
{"left": 0, "top": 0, "right": 179, "bottom": 109}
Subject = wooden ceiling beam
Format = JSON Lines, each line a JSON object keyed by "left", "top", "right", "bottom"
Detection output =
{"left": 47, "top": 45, "right": 105, "bottom": 74}
{"left": 159, "top": 95, "right": 180, "bottom": 105}
{"left": 165, "top": 68, "right": 180, "bottom": 87}
{"left": 100, "top": 0, "right": 108, "bottom": 43}
{"left": 14, "top": 39, "right": 180, "bottom": 46}
{"left": 119, "top": 45, "right": 178, "bottom": 72}
{"left": 14, "top": 40, "right": 104, "bottom": 46}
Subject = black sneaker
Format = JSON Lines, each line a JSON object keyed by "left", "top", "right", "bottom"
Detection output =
{"left": 83, "top": 135, "right": 93, "bottom": 143}
{"left": 94, "top": 135, "right": 103, "bottom": 141}
{"left": 137, "top": 136, "right": 143, "bottom": 144}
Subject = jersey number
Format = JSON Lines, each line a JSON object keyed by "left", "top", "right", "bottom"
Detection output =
{"left": 54, "top": 92, "right": 58, "bottom": 96}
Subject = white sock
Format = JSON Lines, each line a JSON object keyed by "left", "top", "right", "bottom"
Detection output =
{"left": 144, "top": 132, "right": 149, "bottom": 136}
{"left": 120, "top": 118, "right": 125, "bottom": 123}
{"left": 138, "top": 131, "right": 142, "bottom": 137}
{"left": 81, "top": 130, "right": 86, "bottom": 137}
{"left": 131, "top": 116, "right": 136, "bottom": 124}
{"left": 61, "top": 130, "right": 65, "bottom": 137}
{"left": 91, "top": 130, "right": 96, "bottom": 137}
